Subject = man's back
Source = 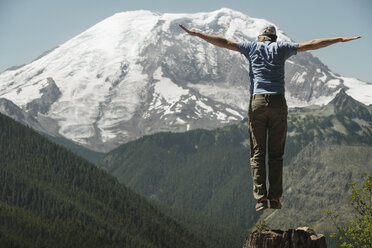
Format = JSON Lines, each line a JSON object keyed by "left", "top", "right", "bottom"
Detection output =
{"left": 237, "top": 41, "right": 298, "bottom": 95}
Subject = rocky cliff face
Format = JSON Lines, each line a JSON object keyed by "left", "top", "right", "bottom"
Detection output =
{"left": 0, "top": 98, "right": 44, "bottom": 133}
{"left": 243, "top": 227, "right": 327, "bottom": 248}
{"left": 25, "top": 77, "right": 62, "bottom": 116}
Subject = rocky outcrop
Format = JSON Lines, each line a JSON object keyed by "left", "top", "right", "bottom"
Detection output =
{"left": 26, "top": 77, "right": 62, "bottom": 116}
{"left": 0, "top": 98, "right": 43, "bottom": 132}
{"left": 243, "top": 227, "right": 327, "bottom": 248}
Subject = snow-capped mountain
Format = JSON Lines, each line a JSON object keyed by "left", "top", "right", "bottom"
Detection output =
{"left": 0, "top": 8, "right": 371, "bottom": 152}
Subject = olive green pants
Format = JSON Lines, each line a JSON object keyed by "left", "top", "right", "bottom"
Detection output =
{"left": 248, "top": 94, "right": 288, "bottom": 201}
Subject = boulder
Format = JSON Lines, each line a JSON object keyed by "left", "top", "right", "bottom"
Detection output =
{"left": 243, "top": 227, "right": 327, "bottom": 248}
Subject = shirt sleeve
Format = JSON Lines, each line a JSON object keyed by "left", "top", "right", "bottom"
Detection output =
{"left": 278, "top": 42, "right": 299, "bottom": 60}
{"left": 237, "top": 41, "right": 253, "bottom": 55}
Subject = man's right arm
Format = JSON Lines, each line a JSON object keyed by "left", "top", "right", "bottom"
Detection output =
{"left": 179, "top": 24, "right": 238, "bottom": 51}
{"left": 298, "top": 36, "right": 361, "bottom": 52}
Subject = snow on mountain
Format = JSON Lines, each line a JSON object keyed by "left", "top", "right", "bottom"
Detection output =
{"left": 0, "top": 8, "right": 371, "bottom": 151}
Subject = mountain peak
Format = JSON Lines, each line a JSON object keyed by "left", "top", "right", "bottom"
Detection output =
{"left": 330, "top": 88, "right": 350, "bottom": 106}
{"left": 333, "top": 87, "right": 348, "bottom": 98}
{"left": 0, "top": 9, "right": 371, "bottom": 151}
{"left": 211, "top": 8, "right": 245, "bottom": 16}
{"left": 330, "top": 88, "right": 372, "bottom": 121}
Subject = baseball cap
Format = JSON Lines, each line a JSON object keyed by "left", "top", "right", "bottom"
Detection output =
{"left": 259, "top": 25, "right": 277, "bottom": 36}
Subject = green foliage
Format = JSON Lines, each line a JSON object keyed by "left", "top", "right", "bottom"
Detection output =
{"left": 150, "top": 201, "right": 246, "bottom": 248}
{"left": 325, "top": 176, "right": 372, "bottom": 248}
{"left": 254, "top": 219, "right": 268, "bottom": 231}
{"left": 0, "top": 113, "right": 209, "bottom": 248}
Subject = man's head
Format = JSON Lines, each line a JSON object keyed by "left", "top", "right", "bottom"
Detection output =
{"left": 258, "top": 25, "right": 277, "bottom": 42}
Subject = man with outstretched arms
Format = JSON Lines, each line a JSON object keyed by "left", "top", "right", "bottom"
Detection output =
{"left": 179, "top": 23, "right": 361, "bottom": 211}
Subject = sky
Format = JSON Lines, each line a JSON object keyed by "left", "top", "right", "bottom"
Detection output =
{"left": 1, "top": 0, "right": 371, "bottom": 83}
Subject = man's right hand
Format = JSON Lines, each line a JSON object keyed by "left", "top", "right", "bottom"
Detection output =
{"left": 179, "top": 24, "right": 199, "bottom": 36}
{"left": 178, "top": 24, "right": 238, "bottom": 51}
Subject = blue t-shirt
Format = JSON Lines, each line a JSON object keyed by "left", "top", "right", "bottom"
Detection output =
{"left": 238, "top": 41, "right": 298, "bottom": 96}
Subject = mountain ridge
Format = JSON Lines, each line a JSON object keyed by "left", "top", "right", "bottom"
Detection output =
{"left": 1, "top": 8, "right": 371, "bottom": 152}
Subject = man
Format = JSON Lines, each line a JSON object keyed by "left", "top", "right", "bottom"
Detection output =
{"left": 179, "top": 24, "right": 361, "bottom": 211}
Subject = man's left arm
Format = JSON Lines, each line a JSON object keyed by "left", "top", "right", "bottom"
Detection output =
{"left": 298, "top": 36, "right": 361, "bottom": 52}
{"left": 179, "top": 24, "right": 238, "bottom": 51}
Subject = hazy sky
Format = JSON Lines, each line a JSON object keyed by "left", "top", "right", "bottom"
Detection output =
{"left": 1, "top": 0, "right": 371, "bottom": 83}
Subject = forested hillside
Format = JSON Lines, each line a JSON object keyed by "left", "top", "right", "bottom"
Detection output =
{"left": 0, "top": 113, "right": 209, "bottom": 248}
{"left": 100, "top": 122, "right": 258, "bottom": 231}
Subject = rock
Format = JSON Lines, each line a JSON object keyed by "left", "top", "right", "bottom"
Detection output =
{"left": 26, "top": 77, "right": 62, "bottom": 116}
{"left": 243, "top": 227, "right": 327, "bottom": 248}
{"left": 0, "top": 98, "right": 44, "bottom": 132}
